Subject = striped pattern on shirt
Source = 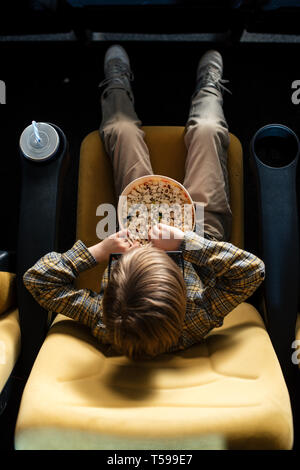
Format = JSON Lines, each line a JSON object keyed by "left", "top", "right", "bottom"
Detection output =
{"left": 23, "top": 231, "right": 265, "bottom": 352}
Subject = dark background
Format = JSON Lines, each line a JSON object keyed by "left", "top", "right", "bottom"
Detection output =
{"left": 1, "top": 40, "right": 300, "bottom": 257}
{"left": 0, "top": 0, "right": 300, "bottom": 453}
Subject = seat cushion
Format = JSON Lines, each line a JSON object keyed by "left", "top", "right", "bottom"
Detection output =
{"left": 0, "top": 308, "right": 20, "bottom": 393}
{"left": 0, "top": 272, "right": 16, "bottom": 316}
{"left": 76, "top": 128, "right": 243, "bottom": 292}
{"left": 14, "top": 303, "right": 293, "bottom": 450}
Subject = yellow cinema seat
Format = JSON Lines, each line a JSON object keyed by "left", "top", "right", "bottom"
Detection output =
{"left": 0, "top": 272, "right": 20, "bottom": 394}
{"left": 296, "top": 315, "right": 300, "bottom": 368}
{"left": 15, "top": 128, "right": 293, "bottom": 450}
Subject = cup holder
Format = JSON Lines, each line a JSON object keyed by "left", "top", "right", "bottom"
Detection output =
{"left": 251, "top": 124, "right": 299, "bottom": 168}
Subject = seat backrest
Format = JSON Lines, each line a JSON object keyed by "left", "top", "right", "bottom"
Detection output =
{"left": 75, "top": 127, "right": 244, "bottom": 291}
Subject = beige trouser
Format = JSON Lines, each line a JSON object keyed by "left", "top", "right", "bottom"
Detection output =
{"left": 99, "top": 85, "right": 232, "bottom": 241}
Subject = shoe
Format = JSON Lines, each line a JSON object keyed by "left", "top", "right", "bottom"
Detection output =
{"left": 194, "top": 50, "right": 231, "bottom": 95}
{"left": 99, "top": 45, "right": 134, "bottom": 96}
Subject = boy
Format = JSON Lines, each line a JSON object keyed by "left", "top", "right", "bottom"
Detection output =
{"left": 23, "top": 46, "right": 265, "bottom": 360}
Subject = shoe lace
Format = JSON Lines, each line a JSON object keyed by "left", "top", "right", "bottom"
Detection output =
{"left": 201, "top": 64, "right": 232, "bottom": 95}
{"left": 99, "top": 60, "right": 134, "bottom": 90}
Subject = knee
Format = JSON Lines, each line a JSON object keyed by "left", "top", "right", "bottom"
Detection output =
{"left": 189, "top": 119, "right": 229, "bottom": 146}
{"left": 101, "top": 119, "right": 140, "bottom": 143}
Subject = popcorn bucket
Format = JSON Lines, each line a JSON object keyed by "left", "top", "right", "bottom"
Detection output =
{"left": 117, "top": 175, "right": 196, "bottom": 240}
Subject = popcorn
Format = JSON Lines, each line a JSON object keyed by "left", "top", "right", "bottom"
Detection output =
{"left": 119, "top": 177, "right": 194, "bottom": 245}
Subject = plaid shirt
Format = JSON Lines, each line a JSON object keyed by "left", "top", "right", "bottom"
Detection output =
{"left": 23, "top": 231, "right": 265, "bottom": 352}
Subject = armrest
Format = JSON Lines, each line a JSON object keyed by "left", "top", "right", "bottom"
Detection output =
{"left": 250, "top": 124, "right": 300, "bottom": 386}
{"left": 0, "top": 250, "right": 16, "bottom": 274}
{"left": 16, "top": 123, "right": 70, "bottom": 378}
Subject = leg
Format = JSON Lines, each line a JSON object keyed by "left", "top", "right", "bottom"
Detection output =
{"left": 100, "top": 89, "right": 153, "bottom": 196}
{"left": 99, "top": 46, "right": 153, "bottom": 197}
{"left": 183, "top": 83, "right": 232, "bottom": 242}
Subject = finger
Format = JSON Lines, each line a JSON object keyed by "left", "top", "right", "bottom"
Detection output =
{"left": 148, "top": 226, "right": 154, "bottom": 240}
{"left": 156, "top": 225, "right": 163, "bottom": 239}
{"left": 150, "top": 225, "right": 160, "bottom": 239}
{"left": 116, "top": 228, "right": 129, "bottom": 239}
{"left": 121, "top": 237, "right": 133, "bottom": 248}
{"left": 153, "top": 224, "right": 162, "bottom": 233}
{"left": 121, "top": 240, "right": 140, "bottom": 253}
{"left": 118, "top": 240, "right": 132, "bottom": 253}
{"left": 108, "top": 232, "right": 118, "bottom": 240}
{"left": 109, "top": 229, "right": 128, "bottom": 240}
{"left": 114, "top": 237, "right": 129, "bottom": 249}
{"left": 128, "top": 241, "right": 140, "bottom": 252}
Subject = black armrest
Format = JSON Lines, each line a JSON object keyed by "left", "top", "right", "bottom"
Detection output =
{"left": 16, "top": 123, "right": 70, "bottom": 378}
{"left": 250, "top": 124, "right": 300, "bottom": 387}
{"left": 0, "top": 250, "right": 16, "bottom": 273}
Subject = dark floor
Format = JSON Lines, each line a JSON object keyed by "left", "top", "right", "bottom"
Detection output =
{"left": 0, "top": 37, "right": 299, "bottom": 452}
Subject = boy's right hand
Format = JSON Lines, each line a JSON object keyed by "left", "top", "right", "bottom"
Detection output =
{"left": 88, "top": 229, "right": 139, "bottom": 263}
{"left": 148, "top": 223, "right": 184, "bottom": 251}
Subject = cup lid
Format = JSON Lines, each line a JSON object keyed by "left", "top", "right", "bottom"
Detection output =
{"left": 20, "top": 122, "right": 59, "bottom": 161}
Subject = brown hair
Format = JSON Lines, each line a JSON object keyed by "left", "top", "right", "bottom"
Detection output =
{"left": 102, "top": 245, "right": 186, "bottom": 360}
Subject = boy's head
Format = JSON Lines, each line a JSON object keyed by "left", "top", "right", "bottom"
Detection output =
{"left": 102, "top": 245, "right": 186, "bottom": 360}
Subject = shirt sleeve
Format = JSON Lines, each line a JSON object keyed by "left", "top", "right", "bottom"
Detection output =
{"left": 23, "top": 240, "right": 108, "bottom": 340}
{"left": 180, "top": 231, "right": 265, "bottom": 328}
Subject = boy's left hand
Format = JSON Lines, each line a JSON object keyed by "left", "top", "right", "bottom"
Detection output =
{"left": 148, "top": 223, "right": 184, "bottom": 251}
